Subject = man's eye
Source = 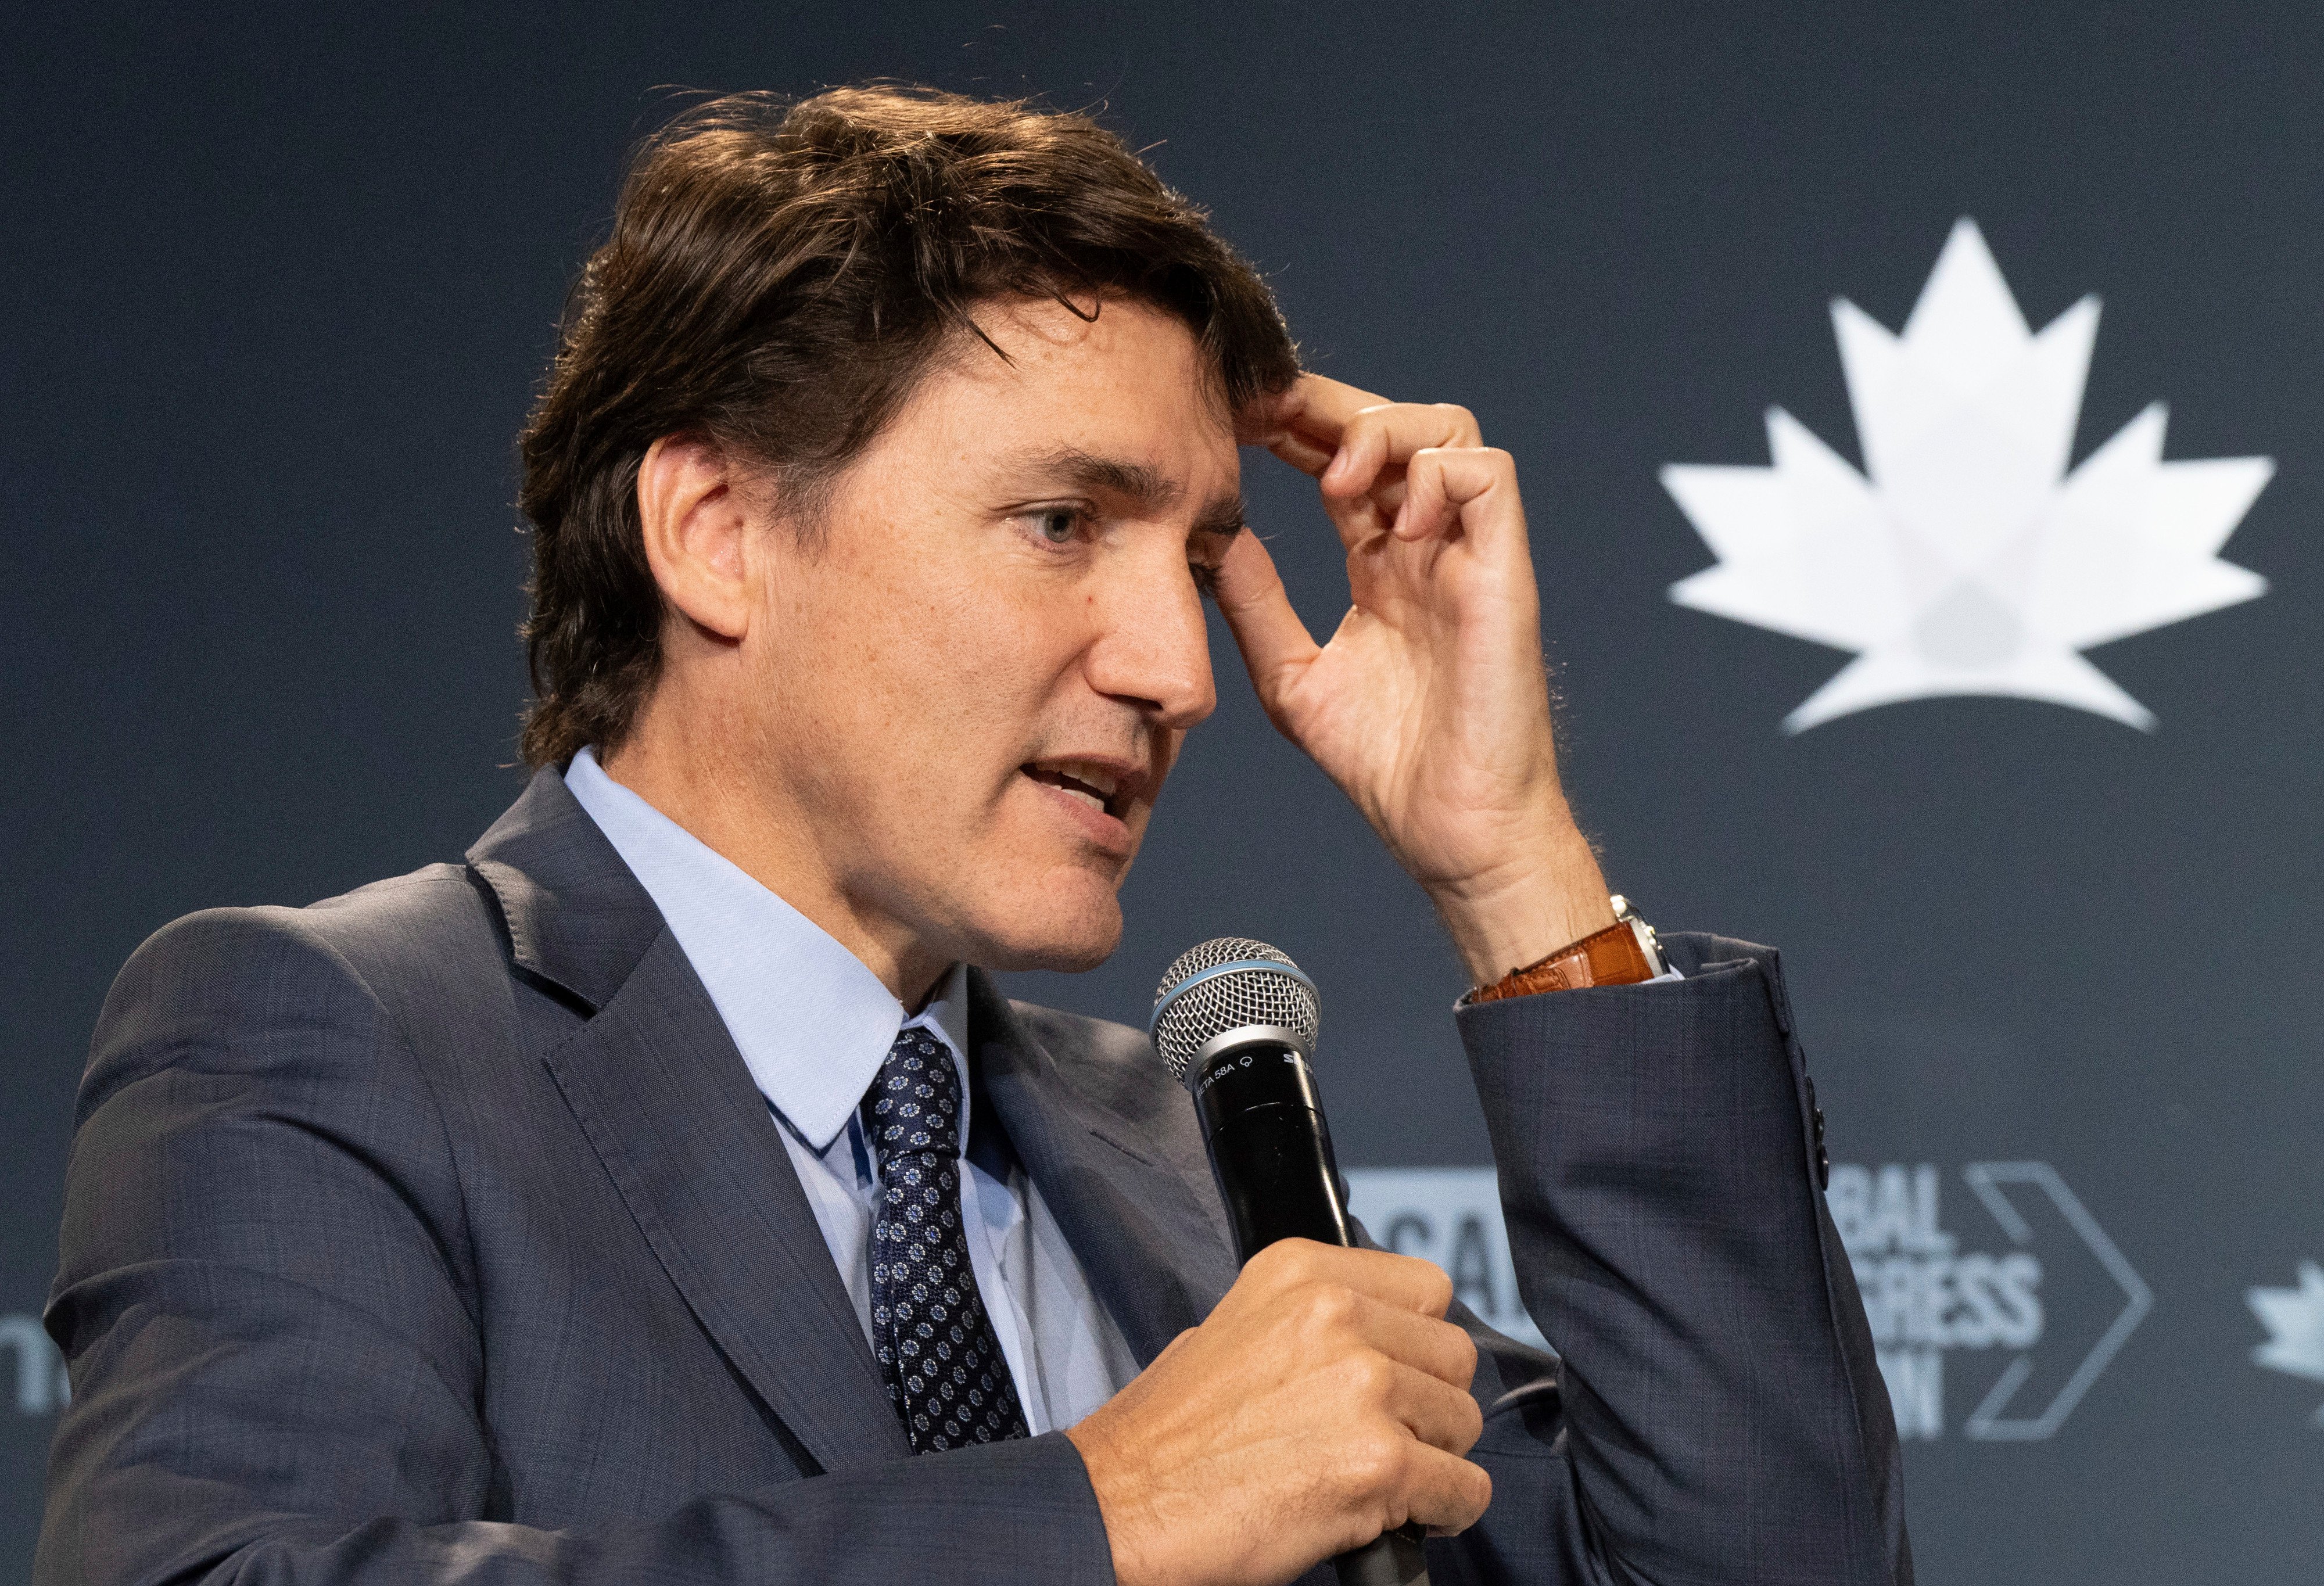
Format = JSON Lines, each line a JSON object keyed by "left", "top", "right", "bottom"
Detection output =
{"left": 1031, "top": 508, "right": 1082, "bottom": 545}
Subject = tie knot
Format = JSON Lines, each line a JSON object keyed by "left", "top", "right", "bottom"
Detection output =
{"left": 865, "top": 1028, "right": 962, "bottom": 1169}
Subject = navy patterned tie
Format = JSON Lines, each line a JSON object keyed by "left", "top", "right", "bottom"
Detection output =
{"left": 863, "top": 1028, "right": 1030, "bottom": 1452}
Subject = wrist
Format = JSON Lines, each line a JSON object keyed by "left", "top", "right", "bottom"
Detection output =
{"left": 1424, "top": 827, "right": 1613, "bottom": 985}
{"left": 1065, "top": 1413, "right": 1167, "bottom": 1586}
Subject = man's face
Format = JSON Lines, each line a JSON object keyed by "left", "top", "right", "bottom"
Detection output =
{"left": 743, "top": 297, "right": 1242, "bottom": 975}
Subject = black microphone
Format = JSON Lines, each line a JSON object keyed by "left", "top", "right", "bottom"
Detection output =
{"left": 1150, "top": 938, "right": 1432, "bottom": 1586}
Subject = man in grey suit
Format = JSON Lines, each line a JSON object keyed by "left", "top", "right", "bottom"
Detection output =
{"left": 38, "top": 87, "right": 1909, "bottom": 1585}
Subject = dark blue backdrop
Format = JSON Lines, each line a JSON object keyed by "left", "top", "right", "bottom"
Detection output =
{"left": 6, "top": 4, "right": 2319, "bottom": 1580}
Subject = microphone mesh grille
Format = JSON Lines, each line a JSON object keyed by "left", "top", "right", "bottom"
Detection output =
{"left": 1149, "top": 937, "right": 1320, "bottom": 1081}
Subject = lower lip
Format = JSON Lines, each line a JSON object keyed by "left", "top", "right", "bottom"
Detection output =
{"left": 1024, "top": 773, "right": 1135, "bottom": 855}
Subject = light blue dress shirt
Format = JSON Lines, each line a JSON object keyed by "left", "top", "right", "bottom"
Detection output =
{"left": 564, "top": 748, "right": 1141, "bottom": 1436}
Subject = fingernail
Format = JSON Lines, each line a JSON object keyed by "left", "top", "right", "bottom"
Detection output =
{"left": 1324, "top": 450, "right": 1348, "bottom": 482}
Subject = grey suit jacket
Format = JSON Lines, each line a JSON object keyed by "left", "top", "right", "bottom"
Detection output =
{"left": 37, "top": 767, "right": 1910, "bottom": 1585}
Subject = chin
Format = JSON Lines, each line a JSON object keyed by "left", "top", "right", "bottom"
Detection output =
{"left": 968, "top": 885, "right": 1124, "bottom": 974}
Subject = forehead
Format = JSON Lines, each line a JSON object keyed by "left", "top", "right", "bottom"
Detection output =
{"left": 896, "top": 296, "right": 1242, "bottom": 497}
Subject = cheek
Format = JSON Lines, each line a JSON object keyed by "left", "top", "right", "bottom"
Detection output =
{"left": 799, "top": 554, "right": 991, "bottom": 713}
{"left": 915, "top": 575, "right": 1092, "bottom": 726}
{"left": 844, "top": 591, "right": 1085, "bottom": 826}
{"left": 792, "top": 522, "right": 1099, "bottom": 821}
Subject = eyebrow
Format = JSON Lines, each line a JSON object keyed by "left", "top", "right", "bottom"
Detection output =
{"left": 1017, "top": 446, "right": 1246, "bottom": 543}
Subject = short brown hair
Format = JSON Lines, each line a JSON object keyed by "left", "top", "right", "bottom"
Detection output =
{"left": 516, "top": 85, "right": 1300, "bottom": 768}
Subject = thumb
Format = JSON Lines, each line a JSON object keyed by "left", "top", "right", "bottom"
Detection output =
{"left": 1211, "top": 529, "right": 1320, "bottom": 716}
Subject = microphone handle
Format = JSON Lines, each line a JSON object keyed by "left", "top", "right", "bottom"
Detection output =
{"left": 1332, "top": 1530, "right": 1432, "bottom": 1586}
{"left": 1187, "top": 1042, "right": 1433, "bottom": 1586}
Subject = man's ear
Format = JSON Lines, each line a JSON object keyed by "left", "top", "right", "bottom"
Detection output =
{"left": 637, "top": 433, "right": 756, "bottom": 641}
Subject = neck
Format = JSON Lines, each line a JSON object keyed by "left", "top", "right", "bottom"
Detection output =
{"left": 598, "top": 697, "right": 952, "bottom": 1009}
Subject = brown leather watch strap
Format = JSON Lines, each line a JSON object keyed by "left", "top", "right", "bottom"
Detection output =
{"left": 1468, "top": 916, "right": 1659, "bottom": 1003}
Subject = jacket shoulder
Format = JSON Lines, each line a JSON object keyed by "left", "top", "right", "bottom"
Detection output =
{"left": 296, "top": 862, "right": 514, "bottom": 989}
{"left": 88, "top": 865, "right": 515, "bottom": 1111}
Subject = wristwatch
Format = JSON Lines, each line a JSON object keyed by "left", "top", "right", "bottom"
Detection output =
{"left": 1466, "top": 894, "right": 1666, "bottom": 1003}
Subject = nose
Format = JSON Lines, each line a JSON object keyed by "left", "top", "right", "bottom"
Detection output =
{"left": 1083, "top": 544, "right": 1217, "bottom": 730}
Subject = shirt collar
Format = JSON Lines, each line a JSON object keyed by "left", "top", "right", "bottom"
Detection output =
{"left": 563, "top": 748, "right": 968, "bottom": 1152}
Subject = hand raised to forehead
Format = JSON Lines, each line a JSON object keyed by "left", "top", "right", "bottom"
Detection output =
{"left": 1235, "top": 373, "right": 1453, "bottom": 520}
{"left": 1216, "top": 374, "right": 1615, "bottom": 984}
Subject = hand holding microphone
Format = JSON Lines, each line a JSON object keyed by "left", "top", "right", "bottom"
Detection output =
{"left": 1064, "top": 942, "right": 1487, "bottom": 1586}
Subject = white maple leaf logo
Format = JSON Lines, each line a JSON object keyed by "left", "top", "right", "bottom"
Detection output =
{"left": 2247, "top": 1260, "right": 2324, "bottom": 1426}
{"left": 1662, "top": 219, "right": 2273, "bottom": 733}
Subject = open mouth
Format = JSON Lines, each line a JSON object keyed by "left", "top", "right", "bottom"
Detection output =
{"left": 1022, "top": 761, "right": 1128, "bottom": 821}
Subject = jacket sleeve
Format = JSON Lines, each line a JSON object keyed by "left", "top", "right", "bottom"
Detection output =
{"left": 35, "top": 909, "right": 1114, "bottom": 1586}
{"left": 1433, "top": 934, "right": 1911, "bottom": 1586}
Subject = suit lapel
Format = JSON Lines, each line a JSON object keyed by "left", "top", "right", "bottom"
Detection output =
{"left": 540, "top": 934, "right": 909, "bottom": 1470}
{"left": 968, "top": 972, "right": 1239, "bottom": 1368}
{"left": 468, "top": 766, "right": 1238, "bottom": 1451}
{"left": 470, "top": 769, "right": 908, "bottom": 1473}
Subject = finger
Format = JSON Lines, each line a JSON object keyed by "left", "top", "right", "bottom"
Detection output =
{"left": 1309, "top": 414, "right": 1464, "bottom": 552}
{"left": 1209, "top": 529, "right": 1320, "bottom": 709}
{"left": 1325, "top": 403, "right": 1486, "bottom": 501}
{"left": 1391, "top": 447, "right": 1526, "bottom": 555}
{"left": 1395, "top": 1443, "right": 1495, "bottom": 1536}
{"left": 1260, "top": 1241, "right": 1458, "bottom": 1319}
{"left": 1350, "top": 1296, "right": 1480, "bottom": 1394}
{"left": 1276, "top": 372, "right": 1393, "bottom": 446}
{"left": 1250, "top": 374, "right": 1390, "bottom": 477}
{"left": 1266, "top": 425, "right": 1339, "bottom": 479}
{"left": 1239, "top": 387, "right": 1330, "bottom": 465}
{"left": 1233, "top": 384, "right": 1294, "bottom": 446}
{"left": 1378, "top": 1358, "right": 1487, "bottom": 1455}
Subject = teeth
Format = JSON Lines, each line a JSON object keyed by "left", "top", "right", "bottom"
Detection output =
{"left": 1026, "top": 760, "right": 1122, "bottom": 816}
{"left": 1059, "top": 762, "right": 1120, "bottom": 798}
